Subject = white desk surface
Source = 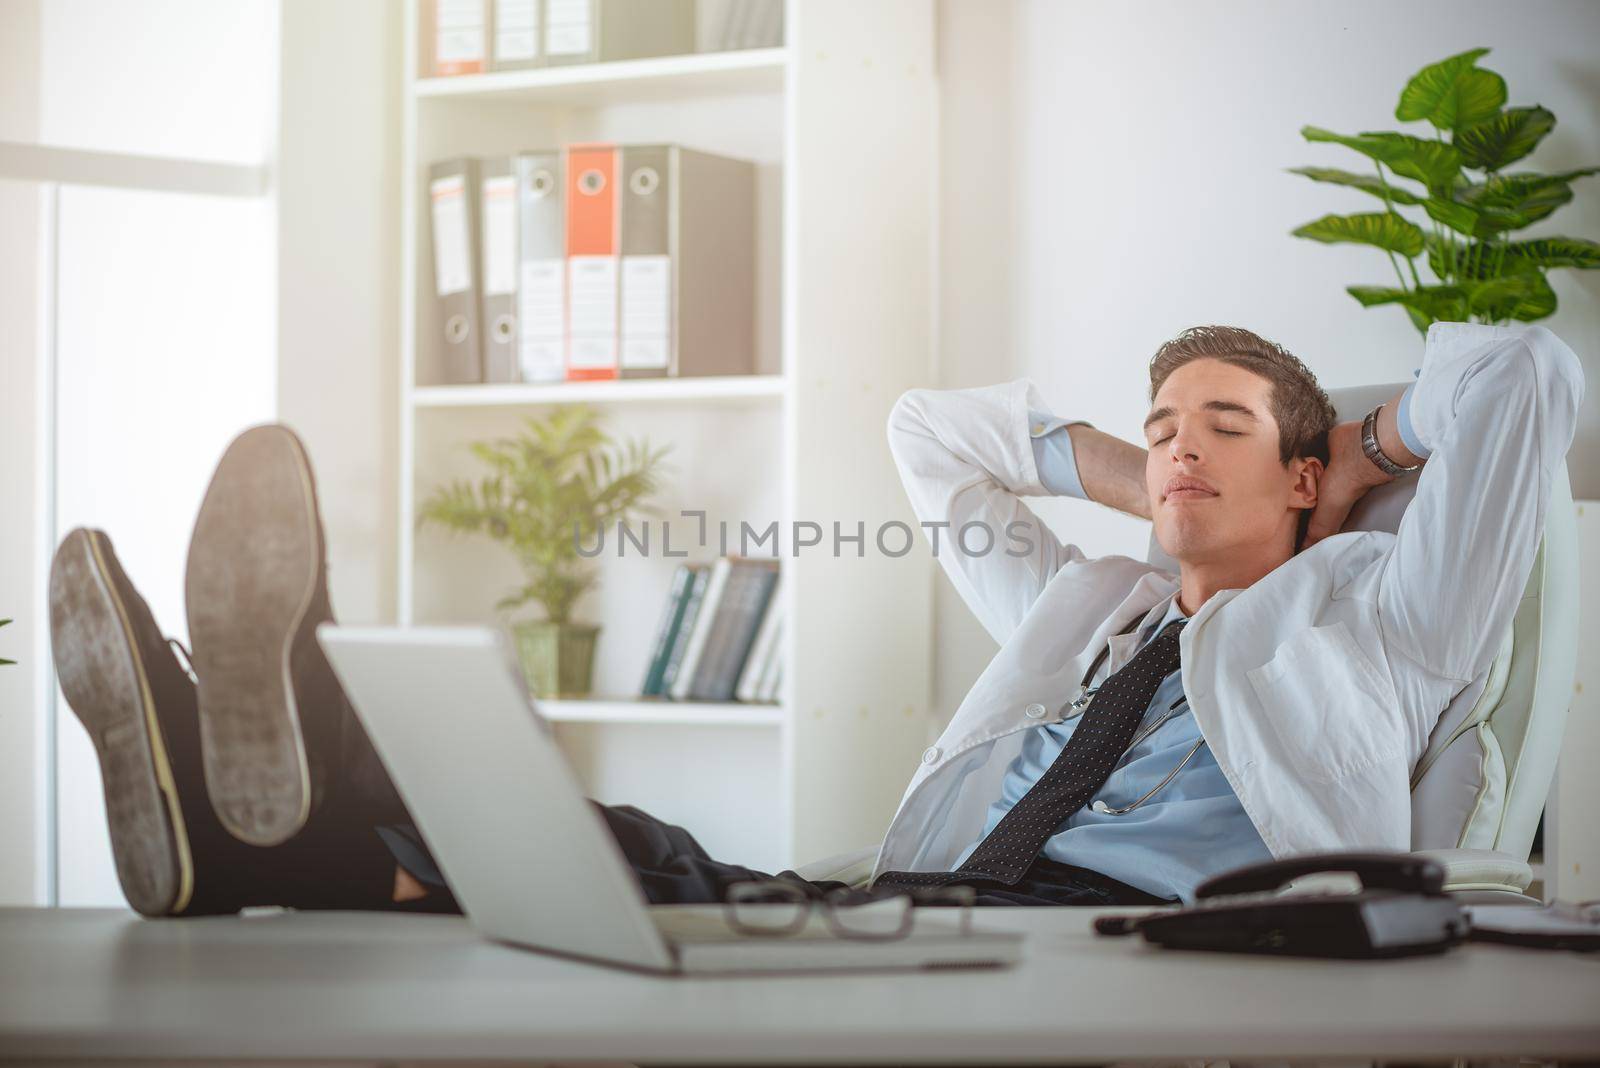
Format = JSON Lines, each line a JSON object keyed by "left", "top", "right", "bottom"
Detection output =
{"left": 1, "top": 905, "right": 1597, "bottom": 1065}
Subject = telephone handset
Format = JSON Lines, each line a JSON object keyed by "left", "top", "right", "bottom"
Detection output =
{"left": 1095, "top": 852, "right": 1468, "bottom": 959}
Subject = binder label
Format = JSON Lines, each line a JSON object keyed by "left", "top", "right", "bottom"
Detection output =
{"left": 435, "top": 0, "right": 487, "bottom": 75}
{"left": 621, "top": 254, "right": 672, "bottom": 370}
{"left": 545, "top": 0, "right": 592, "bottom": 56}
{"left": 519, "top": 258, "right": 566, "bottom": 382}
{"left": 429, "top": 174, "right": 472, "bottom": 296}
{"left": 482, "top": 175, "right": 518, "bottom": 296}
{"left": 494, "top": 0, "right": 539, "bottom": 62}
{"left": 569, "top": 255, "right": 618, "bottom": 369}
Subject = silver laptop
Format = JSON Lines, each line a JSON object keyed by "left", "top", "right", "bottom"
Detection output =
{"left": 316, "top": 625, "right": 1022, "bottom": 975}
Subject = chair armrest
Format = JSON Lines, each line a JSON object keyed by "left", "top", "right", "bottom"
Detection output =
{"left": 1415, "top": 847, "right": 1534, "bottom": 895}
{"left": 793, "top": 845, "right": 878, "bottom": 887}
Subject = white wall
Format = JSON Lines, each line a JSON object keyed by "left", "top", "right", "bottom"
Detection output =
{"left": 276, "top": 0, "right": 402, "bottom": 626}
{"left": 932, "top": 0, "right": 1600, "bottom": 717}
{"left": 0, "top": 0, "right": 46, "bottom": 907}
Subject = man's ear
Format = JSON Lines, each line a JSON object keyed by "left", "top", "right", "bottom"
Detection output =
{"left": 1291, "top": 456, "right": 1324, "bottom": 510}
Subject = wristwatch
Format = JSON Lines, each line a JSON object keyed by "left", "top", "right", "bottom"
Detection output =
{"left": 1361, "top": 403, "right": 1423, "bottom": 477}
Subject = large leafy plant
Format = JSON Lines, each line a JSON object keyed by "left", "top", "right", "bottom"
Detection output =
{"left": 418, "top": 406, "right": 669, "bottom": 624}
{"left": 1291, "top": 48, "right": 1598, "bottom": 333}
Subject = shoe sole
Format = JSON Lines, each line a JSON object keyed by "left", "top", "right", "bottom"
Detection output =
{"left": 50, "top": 530, "right": 193, "bottom": 916}
{"left": 186, "top": 426, "right": 322, "bottom": 846}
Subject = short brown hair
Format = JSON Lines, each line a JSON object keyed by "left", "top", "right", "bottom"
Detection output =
{"left": 1148, "top": 326, "right": 1336, "bottom": 466}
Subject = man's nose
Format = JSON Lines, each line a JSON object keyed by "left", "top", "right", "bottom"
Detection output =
{"left": 1169, "top": 427, "right": 1202, "bottom": 463}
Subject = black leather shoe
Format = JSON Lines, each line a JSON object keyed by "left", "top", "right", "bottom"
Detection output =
{"left": 185, "top": 424, "right": 405, "bottom": 847}
{"left": 49, "top": 529, "right": 241, "bottom": 916}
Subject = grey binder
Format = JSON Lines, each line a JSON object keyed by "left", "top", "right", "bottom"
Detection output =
{"left": 490, "top": 0, "right": 542, "bottom": 70}
{"left": 619, "top": 145, "right": 754, "bottom": 379}
{"left": 542, "top": 0, "right": 695, "bottom": 67}
{"left": 479, "top": 157, "right": 520, "bottom": 383}
{"left": 428, "top": 158, "right": 484, "bottom": 384}
{"left": 514, "top": 150, "right": 567, "bottom": 383}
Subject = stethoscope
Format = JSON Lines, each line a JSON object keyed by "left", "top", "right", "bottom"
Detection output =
{"left": 1061, "top": 611, "right": 1208, "bottom": 816}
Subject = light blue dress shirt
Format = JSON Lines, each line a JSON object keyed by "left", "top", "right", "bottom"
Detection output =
{"left": 952, "top": 591, "right": 1270, "bottom": 903}
{"left": 967, "top": 384, "right": 1428, "bottom": 903}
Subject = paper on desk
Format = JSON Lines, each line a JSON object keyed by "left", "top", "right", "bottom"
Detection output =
{"left": 1464, "top": 901, "right": 1600, "bottom": 936}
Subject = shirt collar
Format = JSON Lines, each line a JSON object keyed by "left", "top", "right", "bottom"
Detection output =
{"left": 1141, "top": 591, "right": 1188, "bottom": 642}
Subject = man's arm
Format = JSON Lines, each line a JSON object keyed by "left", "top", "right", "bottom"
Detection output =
{"left": 1303, "top": 385, "right": 1428, "bottom": 546}
{"left": 887, "top": 382, "right": 1091, "bottom": 646}
{"left": 1064, "top": 424, "right": 1152, "bottom": 520}
{"left": 1362, "top": 325, "right": 1582, "bottom": 683}
{"left": 1027, "top": 412, "right": 1151, "bottom": 520}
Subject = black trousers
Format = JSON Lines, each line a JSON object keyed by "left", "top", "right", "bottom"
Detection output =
{"left": 374, "top": 802, "right": 1169, "bottom": 911}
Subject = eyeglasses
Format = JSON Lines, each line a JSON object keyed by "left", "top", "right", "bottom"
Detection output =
{"left": 723, "top": 881, "right": 977, "bottom": 941}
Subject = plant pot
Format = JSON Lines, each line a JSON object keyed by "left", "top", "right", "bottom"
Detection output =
{"left": 512, "top": 620, "right": 600, "bottom": 699}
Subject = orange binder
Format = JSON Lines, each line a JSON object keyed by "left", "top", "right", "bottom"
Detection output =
{"left": 564, "top": 143, "right": 619, "bottom": 381}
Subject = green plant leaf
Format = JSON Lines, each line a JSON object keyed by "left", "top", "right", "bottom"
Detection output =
{"left": 415, "top": 404, "right": 671, "bottom": 623}
{"left": 1293, "top": 212, "right": 1425, "bottom": 256}
{"left": 1457, "top": 172, "right": 1582, "bottom": 234}
{"left": 1453, "top": 106, "right": 1556, "bottom": 171}
{"left": 1465, "top": 268, "right": 1557, "bottom": 321}
{"left": 1422, "top": 197, "right": 1481, "bottom": 235}
{"left": 1302, "top": 127, "right": 1462, "bottom": 192}
{"left": 1395, "top": 48, "right": 1506, "bottom": 131}
{"left": 1286, "top": 166, "right": 1427, "bottom": 205}
{"left": 1505, "top": 236, "right": 1600, "bottom": 270}
{"left": 1348, "top": 284, "right": 1469, "bottom": 320}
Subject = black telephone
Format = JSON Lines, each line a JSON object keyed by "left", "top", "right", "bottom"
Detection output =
{"left": 1095, "top": 853, "right": 1469, "bottom": 959}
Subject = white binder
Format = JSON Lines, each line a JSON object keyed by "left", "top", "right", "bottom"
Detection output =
{"left": 514, "top": 150, "right": 567, "bottom": 383}
{"left": 480, "top": 157, "right": 520, "bottom": 383}
{"left": 491, "top": 0, "right": 541, "bottom": 70}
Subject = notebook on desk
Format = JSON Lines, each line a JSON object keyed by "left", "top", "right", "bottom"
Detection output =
{"left": 317, "top": 625, "right": 1022, "bottom": 975}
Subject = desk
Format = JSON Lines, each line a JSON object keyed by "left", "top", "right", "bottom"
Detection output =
{"left": 2, "top": 906, "right": 1597, "bottom": 1065}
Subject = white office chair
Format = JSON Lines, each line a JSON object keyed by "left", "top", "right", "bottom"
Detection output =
{"left": 797, "top": 382, "right": 1579, "bottom": 901}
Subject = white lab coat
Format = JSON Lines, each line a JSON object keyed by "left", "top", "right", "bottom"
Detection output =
{"left": 873, "top": 322, "right": 1583, "bottom": 880}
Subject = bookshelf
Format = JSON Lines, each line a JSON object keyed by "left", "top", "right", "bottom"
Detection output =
{"left": 411, "top": 373, "right": 785, "bottom": 408}
{"left": 398, "top": 0, "right": 937, "bottom": 873}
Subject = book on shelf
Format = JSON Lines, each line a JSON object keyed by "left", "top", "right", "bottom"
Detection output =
{"left": 716, "top": 0, "right": 784, "bottom": 52}
{"left": 640, "top": 562, "right": 699, "bottom": 696}
{"left": 686, "top": 557, "right": 778, "bottom": 700}
{"left": 657, "top": 563, "right": 712, "bottom": 696}
{"left": 757, "top": 644, "right": 781, "bottom": 702}
{"left": 649, "top": 556, "right": 780, "bottom": 703}
{"left": 735, "top": 581, "right": 782, "bottom": 702}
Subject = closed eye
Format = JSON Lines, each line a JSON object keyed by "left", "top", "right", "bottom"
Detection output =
{"left": 1150, "top": 428, "right": 1245, "bottom": 445}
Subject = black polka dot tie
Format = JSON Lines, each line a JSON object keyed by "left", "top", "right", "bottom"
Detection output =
{"left": 877, "top": 618, "right": 1186, "bottom": 889}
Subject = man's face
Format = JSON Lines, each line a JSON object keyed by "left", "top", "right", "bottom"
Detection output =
{"left": 1143, "top": 358, "right": 1320, "bottom": 565}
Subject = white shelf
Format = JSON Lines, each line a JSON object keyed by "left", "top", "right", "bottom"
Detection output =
{"left": 413, "top": 47, "right": 787, "bottom": 107}
{"left": 399, "top": 1, "right": 938, "bottom": 869}
{"left": 539, "top": 698, "right": 784, "bottom": 726}
{"left": 412, "top": 374, "right": 785, "bottom": 409}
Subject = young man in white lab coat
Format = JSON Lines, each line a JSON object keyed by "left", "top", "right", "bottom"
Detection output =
{"left": 869, "top": 322, "right": 1582, "bottom": 898}
{"left": 49, "top": 322, "right": 1583, "bottom": 916}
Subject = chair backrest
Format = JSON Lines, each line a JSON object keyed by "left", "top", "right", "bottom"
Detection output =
{"left": 1147, "top": 382, "right": 1579, "bottom": 859}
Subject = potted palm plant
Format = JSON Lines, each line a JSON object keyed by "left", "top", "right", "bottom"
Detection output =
{"left": 1290, "top": 47, "right": 1598, "bottom": 333}
{"left": 418, "top": 406, "right": 669, "bottom": 698}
